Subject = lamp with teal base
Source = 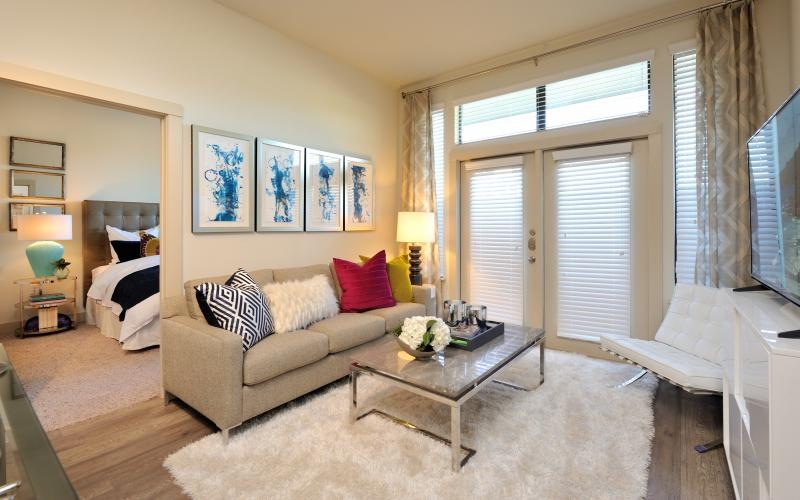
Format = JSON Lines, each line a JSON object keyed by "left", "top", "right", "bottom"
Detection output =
{"left": 16, "top": 214, "right": 72, "bottom": 278}
{"left": 25, "top": 241, "right": 65, "bottom": 278}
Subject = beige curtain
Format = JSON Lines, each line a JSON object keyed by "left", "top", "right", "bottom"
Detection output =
{"left": 695, "top": 0, "right": 766, "bottom": 288}
{"left": 400, "top": 90, "right": 440, "bottom": 286}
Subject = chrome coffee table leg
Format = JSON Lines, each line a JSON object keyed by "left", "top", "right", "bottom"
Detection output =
{"left": 451, "top": 405, "right": 461, "bottom": 472}
{"left": 349, "top": 369, "right": 358, "bottom": 423}
{"left": 539, "top": 339, "right": 545, "bottom": 385}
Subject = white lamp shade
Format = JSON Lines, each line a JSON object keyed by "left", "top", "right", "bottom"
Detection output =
{"left": 17, "top": 214, "right": 73, "bottom": 241}
{"left": 396, "top": 211, "right": 435, "bottom": 243}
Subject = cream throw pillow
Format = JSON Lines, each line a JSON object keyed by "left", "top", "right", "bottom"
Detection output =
{"left": 262, "top": 274, "right": 339, "bottom": 333}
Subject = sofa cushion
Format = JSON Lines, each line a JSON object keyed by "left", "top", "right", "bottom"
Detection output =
{"left": 600, "top": 334, "right": 722, "bottom": 392}
{"left": 273, "top": 264, "right": 334, "bottom": 287}
{"left": 363, "top": 302, "right": 426, "bottom": 332}
{"left": 184, "top": 268, "right": 274, "bottom": 319}
{"left": 243, "top": 330, "right": 329, "bottom": 385}
{"left": 333, "top": 250, "right": 396, "bottom": 312}
{"left": 307, "top": 313, "right": 385, "bottom": 353}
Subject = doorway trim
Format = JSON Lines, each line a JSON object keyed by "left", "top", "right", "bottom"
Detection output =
{"left": 0, "top": 60, "right": 184, "bottom": 303}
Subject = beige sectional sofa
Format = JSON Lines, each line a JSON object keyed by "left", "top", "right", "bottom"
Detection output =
{"left": 161, "top": 263, "right": 435, "bottom": 441}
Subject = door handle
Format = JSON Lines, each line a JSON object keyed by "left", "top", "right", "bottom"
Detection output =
{"left": 528, "top": 256, "right": 536, "bottom": 263}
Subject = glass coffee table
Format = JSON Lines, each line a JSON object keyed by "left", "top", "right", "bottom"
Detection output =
{"left": 349, "top": 324, "right": 545, "bottom": 471}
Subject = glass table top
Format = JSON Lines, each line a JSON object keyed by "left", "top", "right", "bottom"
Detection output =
{"left": 350, "top": 324, "right": 544, "bottom": 400}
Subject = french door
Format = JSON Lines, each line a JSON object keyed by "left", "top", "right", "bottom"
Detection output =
{"left": 459, "top": 154, "right": 542, "bottom": 327}
{"left": 543, "top": 140, "right": 649, "bottom": 352}
{"left": 458, "top": 140, "right": 649, "bottom": 351}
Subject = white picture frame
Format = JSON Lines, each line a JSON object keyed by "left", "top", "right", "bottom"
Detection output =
{"left": 344, "top": 157, "right": 375, "bottom": 231}
{"left": 305, "top": 149, "right": 344, "bottom": 232}
{"left": 192, "top": 125, "right": 255, "bottom": 233}
{"left": 256, "top": 139, "right": 304, "bottom": 232}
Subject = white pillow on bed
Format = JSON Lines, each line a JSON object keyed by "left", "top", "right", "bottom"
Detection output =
{"left": 106, "top": 225, "right": 158, "bottom": 263}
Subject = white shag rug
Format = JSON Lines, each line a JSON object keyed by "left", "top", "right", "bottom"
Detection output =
{"left": 165, "top": 350, "right": 656, "bottom": 500}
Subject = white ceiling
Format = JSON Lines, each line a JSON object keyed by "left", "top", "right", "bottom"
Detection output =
{"left": 216, "top": 0, "right": 688, "bottom": 87}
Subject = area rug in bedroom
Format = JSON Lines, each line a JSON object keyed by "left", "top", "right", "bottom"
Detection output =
{"left": 165, "top": 350, "right": 657, "bottom": 500}
{"left": 1, "top": 325, "right": 160, "bottom": 430}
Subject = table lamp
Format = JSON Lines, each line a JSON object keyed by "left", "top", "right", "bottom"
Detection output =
{"left": 396, "top": 211, "right": 435, "bottom": 285}
{"left": 17, "top": 214, "right": 73, "bottom": 277}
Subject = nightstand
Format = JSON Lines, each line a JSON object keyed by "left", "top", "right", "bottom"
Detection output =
{"left": 14, "top": 276, "right": 78, "bottom": 338}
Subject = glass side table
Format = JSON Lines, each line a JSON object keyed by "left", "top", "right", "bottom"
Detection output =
{"left": 13, "top": 276, "right": 77, "bottom": 338}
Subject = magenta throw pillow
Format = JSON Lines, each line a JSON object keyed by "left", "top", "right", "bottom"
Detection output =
{"left": 333, "top": 250, "right": 397, "bottom": 312}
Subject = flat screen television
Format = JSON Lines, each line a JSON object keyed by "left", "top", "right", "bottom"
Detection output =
{"left": 748, "top": 87, "right": 800, "bottom": 306}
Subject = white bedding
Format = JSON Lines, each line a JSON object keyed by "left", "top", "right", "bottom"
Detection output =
{"left": 87, "top": 256, "right": 160, "bottom": 349}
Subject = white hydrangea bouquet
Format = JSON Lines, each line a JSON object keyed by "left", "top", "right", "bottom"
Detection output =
{"left": 392, "top": 316, "right": 451, "bottom": 358}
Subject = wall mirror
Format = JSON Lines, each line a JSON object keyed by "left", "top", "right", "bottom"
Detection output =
{"left": 10, "top": 169, "right": 65, "bottom": 199}
{"left": 8, "top": 203, "right": 66, "bottom": 231}
{"left": 10, "top": 136, "right": 65, "bottom": 170}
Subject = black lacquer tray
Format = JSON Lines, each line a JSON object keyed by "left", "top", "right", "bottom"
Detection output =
{"left": 448, "top": 321, "right": 505, "bottom": 351}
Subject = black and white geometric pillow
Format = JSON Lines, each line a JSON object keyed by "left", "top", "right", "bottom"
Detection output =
{"left": 195, "top": 269, "right": 274, "bottom": 351}
{"left": 225, "top": 268, "right": 261, "bottom": 289}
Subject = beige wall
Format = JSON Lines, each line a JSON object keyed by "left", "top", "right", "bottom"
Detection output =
{"left": 0, "top": 82, "right": 160, "bottom": 326}
{"left": 0, "top": 0, "right": 399, "bottom": 301}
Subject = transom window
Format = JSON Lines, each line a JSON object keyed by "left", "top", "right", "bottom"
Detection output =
{"left": 456, "top": 60, "right": 651, "bottom": 144}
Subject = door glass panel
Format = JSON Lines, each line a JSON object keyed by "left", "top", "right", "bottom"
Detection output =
{"left": 554, "top": 152, "right": 631, "bottom": 339}
{"left": 462, "top": 157, "right": 524, "bottom": 325}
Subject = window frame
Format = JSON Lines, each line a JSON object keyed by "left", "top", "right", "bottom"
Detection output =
{"left": 453, "top": 51, "right": 654, "bottom": 145}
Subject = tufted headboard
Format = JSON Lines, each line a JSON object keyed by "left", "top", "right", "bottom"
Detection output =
{"left": 82, "top": 200, "right": 159, "bottom": 298}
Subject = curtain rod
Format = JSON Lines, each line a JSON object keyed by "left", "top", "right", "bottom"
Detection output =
{"left": 401, "top": 0, "right": 738, "bottom": 98}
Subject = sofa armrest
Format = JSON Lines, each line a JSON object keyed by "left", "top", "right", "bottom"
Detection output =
{"left": 161, "top": 294, "right": 188, "bottom": 319}
{"left": 161, "top": 315, "right": 243, "bottom": 430}
{"left": 411, "top": 284, "right": 436, "bottom": 316}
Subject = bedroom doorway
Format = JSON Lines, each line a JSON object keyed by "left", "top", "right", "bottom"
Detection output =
{"left": 0, "top": 61, "right": 183, "bottom": 299}
{"left": 0, "top": 61, "right": 183, "bottom": 430}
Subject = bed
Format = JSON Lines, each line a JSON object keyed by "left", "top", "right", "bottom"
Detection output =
{"left": 82, "top": 200, "right": 160, "bottom": 350}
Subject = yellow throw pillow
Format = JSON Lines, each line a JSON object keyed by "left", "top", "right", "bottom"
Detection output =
{"left": 359, "top": 253, "right": 413, "bottom": 303}
{"left": 143, "top": 237, "right": 160, "bottom": 256}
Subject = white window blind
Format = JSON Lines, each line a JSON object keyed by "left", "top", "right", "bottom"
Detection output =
{"left": 457, "top": 88, "right": 538, "bottom": 143}
{"left": 555, "top": 150, "right": 631, "bottom": 340}
{"left": 432, "top": 108, "right": 446, "bottom": 279}
{"left": 456, "top": 60, "right": 650, "bottom": 144}
{"left": 546, "top": 61, "right": 650, "bottom": 130}
{"left": 464, "top": 158, "right": 524, "bottom": 325}
{"left": 673, "top": 50, "right": 699, "bottom": 284}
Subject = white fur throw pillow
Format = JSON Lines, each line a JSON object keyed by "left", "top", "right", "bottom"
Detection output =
{"left": 262, "top": 274, "right": 339, "bottom": 333}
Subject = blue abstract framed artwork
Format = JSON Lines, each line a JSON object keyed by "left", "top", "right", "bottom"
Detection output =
{"left": 344, "top": 157, "right": 375, "bottom": 231}
{"left": 256, "top": 139, "right": 304, "bottom": 232}
{"left": 305, "top": 149, "right": 343, "bottom": 232}
{"left": 192, "top": 125, "right": 255, "bottom": 233}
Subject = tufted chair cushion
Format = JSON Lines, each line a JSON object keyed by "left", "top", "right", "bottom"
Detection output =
{"left": 654, "top": 284, "right": 733, "bottom": 365}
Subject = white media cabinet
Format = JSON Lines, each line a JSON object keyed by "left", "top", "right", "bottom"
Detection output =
{"left": 723, "top": 288, "right": 800, "bottom": 499}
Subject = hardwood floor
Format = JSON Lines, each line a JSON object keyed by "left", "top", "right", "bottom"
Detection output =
{"left": 48, "top": 398, "right": 215, "bottom": 499}
{"left": 647, "top": 381, "right": 735, "bottom": 500}
{"left": 47, "top": 380, "right": 734, "bottom": 499}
